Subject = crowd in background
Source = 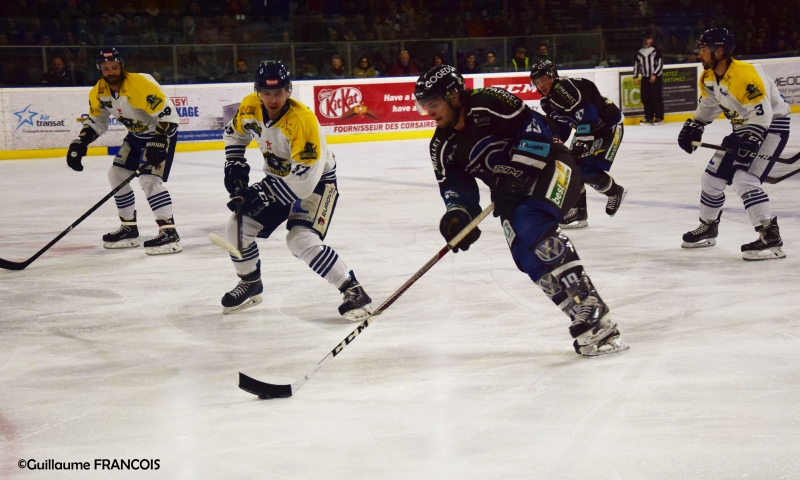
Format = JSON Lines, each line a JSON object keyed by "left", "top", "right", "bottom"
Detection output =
{"left": 1, "top": 0, "right": 799, "bottom": 86}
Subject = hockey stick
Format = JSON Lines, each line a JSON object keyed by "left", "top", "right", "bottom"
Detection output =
{"left": 238, "top": 202, "right": 496, "bottom": 399}
{"left": 691, "top": 141, "right": 800, "bottom": 164}
{"left": 0, "top": 162, "right": 159, "bottom": 271}
{"left": 208, "top": 180, "right": 244, "bottom": 260}
{"left": 764, "top": 166, "right": 800, "bottom": 184}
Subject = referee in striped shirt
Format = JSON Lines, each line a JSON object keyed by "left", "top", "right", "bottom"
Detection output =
{"left": 633, "top": 30, "right": 664, "bottom": 125}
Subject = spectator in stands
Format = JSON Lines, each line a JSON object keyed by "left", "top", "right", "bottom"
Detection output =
{"left": 664, "top": 34, "right": 689, "bottom": 62}
{"left": 224, "top": 58, "right": 250, "bottom": 82}
{"left": 480, "top": 51, "right": 502, "bottom": 72}
{"left": 40, "top": 56, "right": 71, "bottom": 86}
{"left": 388, "top": 50, "right": 419, "bottom": 76}
{"left": 460, "top": 51, "right": 480, "bottom": 73}
{"left": 352, "top": 55, "right": 377, "bottom": 78}
{"left": 325, "top": 54, "right": 347, "bottom": 78}
{"left": 431, "top": 53, "right": 446, "bottom": 67}
{"left": 508, "top": 46, "right": 529, "bottom": 72}
{"left": 535, "top": 43, "right": 549, "bottom": 61}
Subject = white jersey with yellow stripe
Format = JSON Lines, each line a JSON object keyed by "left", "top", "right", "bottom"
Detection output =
{"left": 694, "top": 59, "right": 791, "bottom": 138}
{"left": 223, "top": 94, "right": 336, "bottom": 205}
{"left": 84, "top": 72, "right": 179, "bottom": 138}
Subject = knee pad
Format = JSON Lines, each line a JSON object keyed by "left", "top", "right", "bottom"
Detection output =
{"left": 286, "top": 226, "right": 323, "bottom": 259}
{"left": 700, "top": 172, "right": 727, "bottom": 196}
{"left": 532, "top": 230, "right": 585, "bottom": 308}
{"left": 108, "top": 165, "right": 132, "bottom": 186}
{"left": 138, "top": 174, "right": 165, "bottom": 197}
{"left": 731, "top": 170, "right": 763, "bottom": 197}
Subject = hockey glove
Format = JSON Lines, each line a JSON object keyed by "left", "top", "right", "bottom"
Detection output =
{"left": 439, "top": 208, "right": 481, "bottom": 253}
{"left": 224, "top": 159, "right": 251, "bottom": 194}
{"left": 144, "top": 134, "right": 168, "bottom": 167}
{"left": 491, "top": 164, "right": 536, "bottom": 218}
{"left": 723, "top": 131, "right": 764, "bottom": 168}
{"left": 678, "top": 119, "right": 706, "bottom": 154}
{"left": 571, "top": 138, "right": 593, "bottom": 159}
{"left": 66, "top": 139, "right": 88, "bottom": 171}
{"left": 228, "top": 181, "right": 276, "bottom": 217}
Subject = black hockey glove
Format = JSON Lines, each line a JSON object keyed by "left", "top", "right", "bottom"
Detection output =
{"left": 144, "top": 134, "right": 168, "bottom": 167}
{"left": 678, "top": 119, "right": 706, "bottom": 154}
{"left": 228, "top": 181, "right": 276, "bottom": 217}
{"left": 439, "top": 208, "right": 481, "bottom": 253}
{"left": 491, "top": 164, "right": 536, "bottom": 219}
{"left": 224, "top": 159, "right": 250, "bottom": 194}
{"left": 571, "top": 138, "right": 593, "bottom": 159}
{"left": 722, "top": 131, "right": 764, "bottom": 168}
{"left": 66, "top": 139, "right": 88, "bottom": 171}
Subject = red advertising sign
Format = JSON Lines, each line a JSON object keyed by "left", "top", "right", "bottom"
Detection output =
{"left": 315, "top": 78, "right": 475, "bottom": 134}
{"left": 483, "top": 75, "right": 542, "bottom": 101}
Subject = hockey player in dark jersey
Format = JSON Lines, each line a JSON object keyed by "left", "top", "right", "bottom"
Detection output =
{"left": 414, "top": 65, "right": 629, "bottom": 357}
{"left": 530, "top": 60, "right": 626, "bottom": 229}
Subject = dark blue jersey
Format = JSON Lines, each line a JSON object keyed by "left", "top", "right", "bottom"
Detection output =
{"left": 540, "top": 78, "right": 622, "bottom": 142}
{"left": 429, "top": 87, "right": 565, "bottom": 217}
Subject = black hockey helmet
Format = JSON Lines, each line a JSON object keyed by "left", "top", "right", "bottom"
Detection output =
{"left": 254, "top": 61, "right": 292, "bottom": 93}
{"left": 96, "top": 47, "right": 123, "bottom": 70}
{"left": 530, "top": 59, "right": 558, "bottom": 83}
{"left": 414, "top": 65, "right": 465, "bottom": 104}
{"left": 695, "top": 27, "right": 735, "bottom": 55}
{"left": 643, "top": 29, "right": 654, "bottom": 39}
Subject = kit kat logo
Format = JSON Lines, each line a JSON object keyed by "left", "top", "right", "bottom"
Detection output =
{"left": 317, "top": 87, "right": 363, "bottom": 119}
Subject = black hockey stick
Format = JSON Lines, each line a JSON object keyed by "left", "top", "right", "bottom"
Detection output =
{"left": 0, "top": 162, "right": 160, "bottom": 271}
{"left": 692, "top": 141, "right": 800, "bottom": 164}
{"left": 238, "top": 202, "right": 496, "bottom": 399}
{"left": 764, "top": 166, "right": 800, "bottom": 184}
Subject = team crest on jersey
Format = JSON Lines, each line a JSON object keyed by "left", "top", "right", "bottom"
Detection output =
{"left": 99, "top": 100, "right": 113, "bottom": 109}
{"left": 244, "top": 122, "right": 262, "bottom": 137}
{"left": 546, "top": 160, "right": 572, "bottom": 208}
{"left": 745, "top": 84, "right": 764, "bottom": 101}
{"left": 299, "top": 142, "right": 318, "bottom": 161}
{"left": 242, "top": 106, "right": 257, "bottom": 115}
{"left": 117, "top": 116, "right": 147, "bottom": 134}
{"left": 146, "top": 95, "right": 163, "bottom": 110}
{"left": 265, "top": 152, "right": 291, "bottom": 176}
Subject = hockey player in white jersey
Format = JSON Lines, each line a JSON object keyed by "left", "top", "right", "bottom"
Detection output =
{"left": 678, "top": 28, "right": 790, "bottom": 260}
{"left": 219, "top": 61, "right": 374, "bottom": 319}
{"left": 66, "top": 48, "right": 182, "bottom": 255}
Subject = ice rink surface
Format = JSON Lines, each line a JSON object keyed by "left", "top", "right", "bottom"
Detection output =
{"left": 1, "top": 119, "right": 800, "bottom": 479}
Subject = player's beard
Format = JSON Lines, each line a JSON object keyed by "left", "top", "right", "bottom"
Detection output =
{"left": 103, "top": 71, "right": 124, "bottom": 86}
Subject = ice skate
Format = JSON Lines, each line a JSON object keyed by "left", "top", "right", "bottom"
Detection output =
{"left": 568, "top": 295, "right": 629, "bottom": 357}
{"left": 222, "top": 270, "right": 263, "bottom": 314}
{"left": 639, "top": 118, "right": 651, "bottom": 125}
{"left": 560, "top": 206, "right": 589, "bottom": 229}
{"left": 103, "top": 211, "right": 140, "bottom": 249}
{"left": 605, "top": 183, "right": 627, "bottom": 217}
{"left": 144, "top": 217, "right": 182, "bottom": 255}
{"left": 681, "top": 212, "right": 720, "bottom": 248}
{"left": 742, "top": 217, "right": 786, "bottom": 261}
{"left": 338, "top": 270, "right": 374, "bottom": 322}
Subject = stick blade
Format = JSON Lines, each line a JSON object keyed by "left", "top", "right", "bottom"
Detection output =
{"left": 209, "top": 233, "right": 242, "bottom": 260}
{"left": 238, "top": 372, "right": 293, "bottom": 399}
{"left": 0, "top": 258, "right": 28, "bottom": 271}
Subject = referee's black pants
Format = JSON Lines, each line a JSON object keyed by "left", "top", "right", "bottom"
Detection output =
{"left": 641, "top": 76, "right": 664, "bottom": 121}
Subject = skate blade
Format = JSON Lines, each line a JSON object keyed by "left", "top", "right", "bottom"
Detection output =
{"left": 222, "top": 295, "right": 263, "bottom": 315}
{"left": 681, "top": 238, "right": 716, "bottom": 249}
{"left": 606, "top": 188, "right": 627, "bottom": 217}
{"left": 581, "top": 336, "right": 630, "bottom": 357}
{"left": 342, "top": 304, "right": 374, "bottom": 322}
{"left": 104, "top": 240, "right": 140, "bottom": 249}
{"left": 559, "top": 220, "right": 589, "bottom": 229}
{"left": 743, "top": 246, "right": 786, "bottom": 261}
{"left": 145, "top": 243, "right": 183, "bottom": 255}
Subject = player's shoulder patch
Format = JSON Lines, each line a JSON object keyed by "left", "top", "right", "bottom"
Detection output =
{"left": 298, "top": 141, "right": 318, "bottom": 161}
{"left": 238, "top": 93, "right": 261, "bottom": 116}
{"left": 745, "top": 83, "right": 764, "bottom": 101}
{"left": 477, "top": 87, "right": 523, "bottom": 108}
{"left": 726, "top": 60, "right": 766, "bottom": 104}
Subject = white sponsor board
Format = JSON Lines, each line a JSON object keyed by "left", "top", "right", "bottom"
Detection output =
{"left": 760, "top": 59, "right": 800, "bottom": 105}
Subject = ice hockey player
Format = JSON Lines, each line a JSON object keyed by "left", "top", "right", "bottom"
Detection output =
{"left": 677, "top": 28, "right": 790, "bottom": 260}
{"left": 66, "top": 48, "right": 182, "bottom": 255}
{"left": 220, "top": 61, "right": 374, "bottom": 319}
{"left": 414, "top": 65, "right": 629, "bottom": 357}
{"left": 530, "top": 60, "right": 626, "bottom": 229}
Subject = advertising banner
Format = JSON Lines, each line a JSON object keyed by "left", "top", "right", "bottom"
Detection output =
{"left": 761, "top": 60, "right": 800, "bottom": 105}
{"left": 619, "top": 66, "right": 698, "bottom": 115}
{"left": 482, "top": 74, "right": 542, "bottom": 101}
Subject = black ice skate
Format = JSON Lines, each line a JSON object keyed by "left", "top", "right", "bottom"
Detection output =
{"left": 605, "top": 183, "right": 627, "bottom": 217}
{"left": 560, "top": 206, "right": 589, "bottom": 229}
{"left": 221, "top": 269, "right": 264, "bottom": 314}
{"left": 681, "top": 212, "right": 721, "bottom": 248}
{"left": 566, "top": 273, "right": 629, "bottom": 357}
{"left": 742, "top": 217, "right": 786, "bottom": 261}
{"left": 143, "top": 217, "right": 182, "bottom": 255}
{"left": 103, "top": 211, "right": 140, "bottom": 249}
{"left": 338, "top": 270, "right": 374, "bottom": 322}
